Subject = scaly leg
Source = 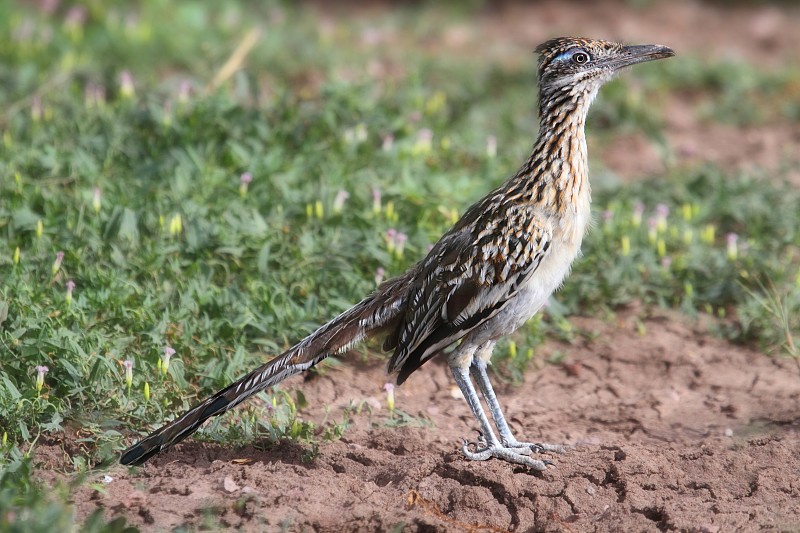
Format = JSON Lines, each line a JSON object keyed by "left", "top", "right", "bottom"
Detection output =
{"left": 470, "top": 354, "right": 566, "bottom": 457}
{"left": 449, "top": 349, "right": 550, "bottom": 470}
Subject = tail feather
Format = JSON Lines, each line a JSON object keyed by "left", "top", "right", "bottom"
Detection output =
{"left": 121, "top": 279, "right": 408, "bottom": 466}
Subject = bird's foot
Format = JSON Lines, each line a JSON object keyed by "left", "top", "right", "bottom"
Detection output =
{"left": 461, "top": 438, "right": 554, "bottom": 471}
{"left": 501, "top": 439, "right": 568, "bottom": 455}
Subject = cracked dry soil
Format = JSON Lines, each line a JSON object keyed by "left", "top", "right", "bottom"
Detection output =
{"left": 38, "top": 312, "right": 800, "bottom": 531}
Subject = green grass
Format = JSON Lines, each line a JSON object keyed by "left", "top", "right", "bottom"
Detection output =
{"left": 1, "top": 1, "right": 799, "bottom": 530}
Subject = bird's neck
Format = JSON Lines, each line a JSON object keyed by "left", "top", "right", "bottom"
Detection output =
{"left": 510, "top": 89, "right": 596, "bottom": 212}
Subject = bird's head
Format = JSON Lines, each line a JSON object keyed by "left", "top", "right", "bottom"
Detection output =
{"left": 535, "top": 37, "right": 674, "bottom": 114}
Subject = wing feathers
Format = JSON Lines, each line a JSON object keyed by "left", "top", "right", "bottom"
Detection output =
{"left": 388, "top": 203, "right": 552, "bottom": 380}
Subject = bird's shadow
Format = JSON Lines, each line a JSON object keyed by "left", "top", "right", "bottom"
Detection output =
{"left": 137, "top": 438, "right": 317, "bottom": 470}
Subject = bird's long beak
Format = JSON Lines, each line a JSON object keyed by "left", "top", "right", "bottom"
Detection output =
{"left": 607, "top": 44, "right": 675, "bottom": 71}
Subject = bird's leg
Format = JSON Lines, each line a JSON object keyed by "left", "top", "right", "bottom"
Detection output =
{"left": 448, "top": 345, "right": 550, "bottom": 470}
{"left": 450, "top": 365, "right": 500, "bottom": 447}
{"left": 470, "top": 350, "right": 566, "bottom": 457}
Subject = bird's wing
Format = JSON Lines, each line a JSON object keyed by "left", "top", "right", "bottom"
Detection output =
{"left": 388, "top": 202, "right": 552, "bottom": 383}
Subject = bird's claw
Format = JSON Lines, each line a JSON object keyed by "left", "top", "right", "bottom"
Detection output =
{"left": 503, "top": 440, "right": 568, "bottom": 455}
{"left": 461, "top": 438, "right": 558, "bottom": 471}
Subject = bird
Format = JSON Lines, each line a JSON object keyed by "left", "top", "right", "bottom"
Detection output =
{"left": 121, "top": 37, "right": 674, "bottom": 470}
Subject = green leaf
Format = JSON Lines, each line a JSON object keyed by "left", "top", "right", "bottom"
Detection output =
{"left": 1, "top": 375, "right": 21, "bottom": 401}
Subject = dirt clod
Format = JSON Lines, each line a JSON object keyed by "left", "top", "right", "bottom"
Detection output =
{"left": 222, "top": 476, "right": 240, "bottom": 493}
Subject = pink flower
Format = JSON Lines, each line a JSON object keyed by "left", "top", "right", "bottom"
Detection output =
{"left": 123, "top": 359, "right": 134, "bottom": 389}
{"left": 383, "top": 382, "right": 395, "bottom": 412}
{"left": 65, "top": 279, "right": 75, "bottom": 304}
{"left": 372, "top": 187, "right": 382, "bottom": 213}
{"left": 647, "top": 217, "right": 658, "bottom": 242}
{"left": 119, "top": 71, "right": 135, "bottom": 98}
{"left": 395, "top": 232, "right": 407, "bottom": 258}
{"left": 239, "top": 172, "right": 253, "bottom": 196}
{"left": 374, "top": 267, "right": 385, "bottom": 285}
{"left": 35, "top": 365, "right": 49, "bottom": 393}
{"left": 655, "top": 203, "right": 669, "bottom": 232}
{"left": 92, "top": 187, "right": 102, "bottom": 212}
{"left": 178, "top": 80, "right": 192, "bottom": 104}
{"left": 333, "top": 190, "right": 350, "bottom": 214}
{"left": 162, "top": 346, "right": 175, "bottom": 374}
{"left": 632, "top": 201, "right": 644, "bottom": 226}
{"left": 726, "top": 233, "right": 738, "bottom": 260}
{"left": 52, "top": 251, "right": 65, "bottom": 275}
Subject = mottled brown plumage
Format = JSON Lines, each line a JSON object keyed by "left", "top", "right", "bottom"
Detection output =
{"left": 121, "top": 37, "right": 674, "bottom": 468}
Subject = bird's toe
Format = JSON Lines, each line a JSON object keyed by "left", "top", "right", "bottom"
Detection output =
{"left": 460, "top": 439, "right": 555, "bottom": 471}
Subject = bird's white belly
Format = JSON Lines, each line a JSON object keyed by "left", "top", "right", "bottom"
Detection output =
{"left": 478, "top": 202, "right": 590, "bottom": 343}
{"left": 498, "top": 236, "right": 581, "bottom": 333}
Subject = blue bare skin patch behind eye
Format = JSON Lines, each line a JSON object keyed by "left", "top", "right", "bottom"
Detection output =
{"left": 554, "top": 49, "right": 585, "bottom": 63}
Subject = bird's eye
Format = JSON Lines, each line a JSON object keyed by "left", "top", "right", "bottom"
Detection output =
{"left": 573, "top": 52, "right": 590, "bottom": 64}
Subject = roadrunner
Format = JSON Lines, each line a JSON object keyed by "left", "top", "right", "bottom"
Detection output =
{"left": 121, "top": 37, "right": 674, "bottom": 469}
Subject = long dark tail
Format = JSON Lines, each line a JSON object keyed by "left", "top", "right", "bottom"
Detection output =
{"left": 120, "top": 277, "right": 408, "bottom": 466}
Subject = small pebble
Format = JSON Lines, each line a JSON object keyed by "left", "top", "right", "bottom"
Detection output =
{"left": 724, "top": 428, "right": 734, "bottom": 438}
{"left": 223, "top": 476, "right": 240, "bottom": 493}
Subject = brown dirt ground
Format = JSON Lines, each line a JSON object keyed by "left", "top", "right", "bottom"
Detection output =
{"left": 36, "top": 311, "right": 800, "bottom": 532}
{"left": 32, "top": 1, "right": 800, "bottom": 531}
